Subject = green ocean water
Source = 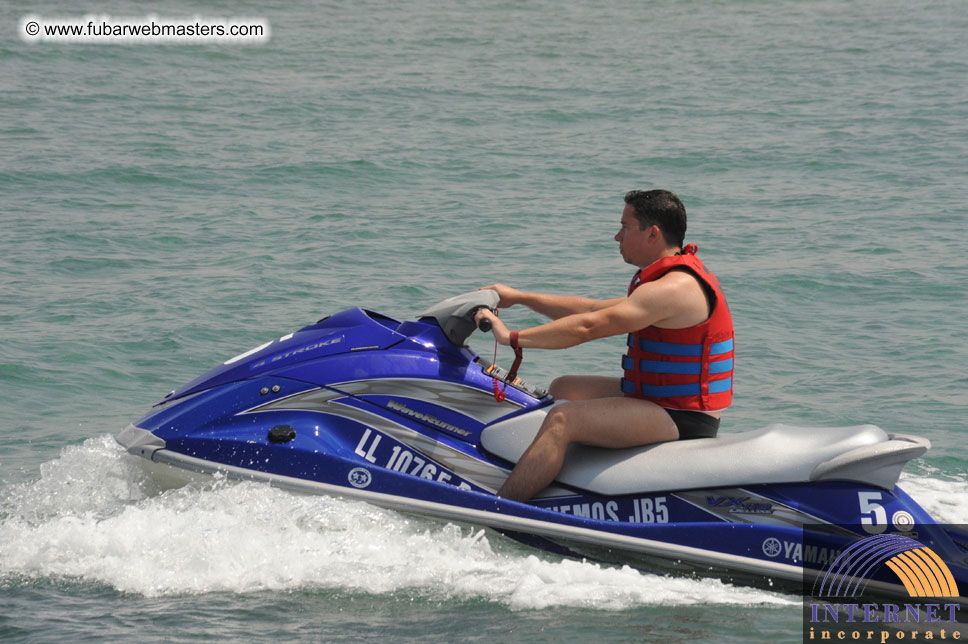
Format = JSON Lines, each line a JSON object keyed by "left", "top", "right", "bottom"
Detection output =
{"left": 2, "top": 1, "right": 967, "bottom": 642}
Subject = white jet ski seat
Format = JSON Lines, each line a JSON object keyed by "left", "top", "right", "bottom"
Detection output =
{"left": 480, "top": 406, "right": 930, "bottom": 495}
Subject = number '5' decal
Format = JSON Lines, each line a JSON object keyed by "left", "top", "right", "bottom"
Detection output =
{"left": 858, "top": 491, "right": 887, "bottom": 534}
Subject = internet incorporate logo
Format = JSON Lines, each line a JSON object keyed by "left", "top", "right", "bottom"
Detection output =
{"left": 803, "top": 527, "right": 965, "bottom": 642}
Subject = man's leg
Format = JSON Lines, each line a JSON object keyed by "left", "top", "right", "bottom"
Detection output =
{"left": 496, "top": 396, "right": 678, "bottom": 502}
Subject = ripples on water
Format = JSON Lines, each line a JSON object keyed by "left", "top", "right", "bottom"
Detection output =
{"left": 2, "top": 0, "right": 967, "bottom": 642}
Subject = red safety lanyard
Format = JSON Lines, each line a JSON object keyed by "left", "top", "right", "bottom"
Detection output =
{"left": 489, "top": 312, "right": 523, "bottom": 402}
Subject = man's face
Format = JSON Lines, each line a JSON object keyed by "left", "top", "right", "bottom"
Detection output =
{"left": 614, "top": 204, "right": 654, "bottom": 266}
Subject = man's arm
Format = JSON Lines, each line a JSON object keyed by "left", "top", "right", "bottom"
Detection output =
{"left": 477, "top": 271, "right": 706, "bottom": 349}
{"left": 482, "top": 283, "right": 624, "bottom": 320}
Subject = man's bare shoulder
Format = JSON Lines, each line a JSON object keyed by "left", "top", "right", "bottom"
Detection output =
{"left": 627, "top": 268, "right": 710, "bottom": 327}
{"left": 630, "top": 267, "right": 702, "bottom": 296}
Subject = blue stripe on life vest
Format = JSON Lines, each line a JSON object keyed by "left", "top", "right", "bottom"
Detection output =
{"left": 639, "top": 360, "right": 702, "bottom": 375}
{"left": 637, "top": 339, "right": 703, "bottom": 357}
{"left": 629, "top": 377, "right": 732, "bottom": 399}
{"left": 628, "top": 336, "right": 734, "bottom": 357}
{"left": 629, "top": 359, "right": 732, "bottom": 376}
{"left": 639, "top": 383, "right": 701, "bottom": 398}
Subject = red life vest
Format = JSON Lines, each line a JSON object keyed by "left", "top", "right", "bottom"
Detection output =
{"left": 621, "top": 244, "right": 734, "bottom": 411}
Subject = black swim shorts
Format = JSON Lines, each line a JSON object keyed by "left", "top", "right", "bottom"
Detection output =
{"left": 665, "top": 408, "right": 720, "bottom": 440}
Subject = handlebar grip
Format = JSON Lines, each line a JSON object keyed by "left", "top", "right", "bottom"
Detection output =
{"left": 471, "top": 305, "right": 494, "bottom": 332}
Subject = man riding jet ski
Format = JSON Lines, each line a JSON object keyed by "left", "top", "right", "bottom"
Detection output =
{"left": 476, "top": 189, "right": 732, "bottom": 501}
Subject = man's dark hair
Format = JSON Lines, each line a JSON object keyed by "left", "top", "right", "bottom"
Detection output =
{"left": 624, "top": 189, "right": 687, "bottom": 249}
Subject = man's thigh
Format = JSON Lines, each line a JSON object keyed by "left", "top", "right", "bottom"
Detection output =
{"left": 550, "top": 375, "right": 623, "bottom": 401}
{"left": 558, "top": 396, "right": 678, "bottom": 448}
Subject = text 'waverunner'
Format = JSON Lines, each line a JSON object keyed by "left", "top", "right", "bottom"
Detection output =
{"left": 117, "top": 291, "right": 968, "bottom": 595}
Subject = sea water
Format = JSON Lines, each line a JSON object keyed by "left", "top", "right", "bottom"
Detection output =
{"left": 2, "top": 1, "right": 967, "bottom": 642}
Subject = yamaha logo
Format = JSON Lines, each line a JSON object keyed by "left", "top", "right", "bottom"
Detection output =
{"left": 348, "top": 467, "right": 372, "bottom": 489}
{"left": 762, "top": 537, "right": 782, "bottom": 558}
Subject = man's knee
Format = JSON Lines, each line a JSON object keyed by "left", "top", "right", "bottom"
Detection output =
{"left": 548, "top": 376, "right": 574, "bottom": 400}
{"left": 549, "top": 376, "right": 599, "bottom": 400}
{"left": 537, "top": 404, "right": 573, "bottom": 442}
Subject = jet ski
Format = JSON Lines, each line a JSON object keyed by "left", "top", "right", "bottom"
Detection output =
{"left": 117, "top": 290, "right": 968, "bottom": 595}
